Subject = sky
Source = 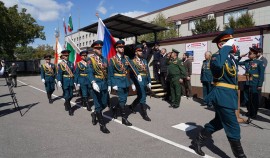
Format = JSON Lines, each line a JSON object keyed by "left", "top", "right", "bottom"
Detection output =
{"left": 2, "top": 0, "right": 186, "bottom": 48}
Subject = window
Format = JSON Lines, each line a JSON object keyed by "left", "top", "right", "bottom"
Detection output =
{"left": 79, "top": 37, "right": 81, "bottom": 40}
{"left": 188, "top": 20, "right": 196, "bottom": 31}
{"left": 80, "top": 43, "right": 81, "bottom": 47}
{"left": 77, "top": 37, "right": 78, "bottom": 41}
{"left": 82, "top": 35, "right": 84, "bottom": 39}
{"left": 224, "top": 9, "right": 247, "bottom": 24}
{"left": 86, "top": 34, "right": 88, "bottom": 38}
{"left": 77, "top": 44, "right": 79, "bottom": 47}
{"left": 83, "top": 42, "right": 84, "bottom": 46}
{"left": 86, "top": 41, "right": 88, "bottom": 45}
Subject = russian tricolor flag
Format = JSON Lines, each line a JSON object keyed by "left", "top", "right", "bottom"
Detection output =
{"left": 97, "top": 18, "right": 116, "bottom": 61}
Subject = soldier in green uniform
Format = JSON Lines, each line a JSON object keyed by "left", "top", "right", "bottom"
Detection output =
{"left": 238, "top": 46, "right": 265, "bottom": 118}
{"left": 40, "top": 54, "right": 56, "bottom": 104}
{"left": 88, "top": 40, "right": 110, "bottom": 134}
{"left": 200, "top": 51, "right": 213, "bottom": 106}
{"left": 108, "top": 40, "right": 140, "bottom": 126}
{"left": 57, "top": 50, "right": 75, "bottom": 116}
{"left": 191, "top": 29, "right": 246, "bottom": 158}
{"left": 167, "top": 49, "right": 186, "bottom": 108}
{"left": 74, "top": 50, "right": 91, "bottom": 111}
{"left": 129, "top": 44, "right": 151, "bottom": 121}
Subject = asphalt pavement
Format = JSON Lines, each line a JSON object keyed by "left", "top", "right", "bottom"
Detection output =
{"left": 0, "top": 76, "right": 270, "bottom": 158}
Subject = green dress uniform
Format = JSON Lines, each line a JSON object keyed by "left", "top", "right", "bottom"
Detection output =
{"left": 167, "top": 49, "right": 186, "bottom": 108}
{"left": 129, "top": 45, "right": 151, "bottom": 121}
{"left": 74, "top": 50, "right": 91, "bottom": 111}
{"left": 57, "top": 50, "right": 74, "bottom": 116}
{"left": 192, "top": 29, "right": 246, "bottom": 158}
{"left": 40, "top": 57, "right": 56, "bottom": 104}
{"left": 200, "top": 59, "right": 213, "bottom": 106}
{"left": 238, "top": 47, "right": 265, "bottom": 118}
{"left": 108, "top": 40, "right": 139, "bottom": 126}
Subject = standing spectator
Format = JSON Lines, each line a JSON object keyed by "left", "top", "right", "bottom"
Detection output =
{"left": 257, "top": 48, "right": 268, "bottom": 68}
{"left": 152, "top": 43, "right": 161, "bottom": 81}
{"left": 7, "top": 63, "right": 18, "bottom": 87}
{"left": 200, "top": 51, "right": 213, "bottom": 106}
{"left": 182, "top": 53, "right": 192, "bottom": 98}
{"left": 141, "top": 40, "right": 151, "bottom": 63}
{"left": 159, "top": 48, "right": 169, "bottom": 100}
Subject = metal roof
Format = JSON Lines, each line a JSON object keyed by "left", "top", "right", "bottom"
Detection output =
{"left": 79, "top": 14, "right": 168, "bottom": 39}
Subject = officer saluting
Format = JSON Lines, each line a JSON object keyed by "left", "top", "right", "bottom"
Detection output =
{"left": 191, "top": 29, "right": 246, "bottom": 158}
{"left": 108, "top": 40, "right": 141, "bottom": 126}
{"left": 40, "top": 54, "right": 56, "bottom": 104}
{"left": 74, "top": 50, "right": 91, "bottom": 111}
{"left": 129, "top": 44, "right": 151, "bottom": 121}
{"left": 57, "top": 50, "right": 75, "bottom": 116}
{"left": 88, "top": 40, "right": 110, "bottom": 134}
{"left": 167, "top": 49, "right": 186, "bottom": 108}
{"left": 238, "top": 46, "right": 265, "bottom": 118}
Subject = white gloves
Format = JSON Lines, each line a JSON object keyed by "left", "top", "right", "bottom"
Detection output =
{"left": 57, "top": 81, "right": 62, "bottom": 87}
{"left": 137, "top": 75, "right": 142, "bottom": 82}
{"left": 223, "top": 39, "right": 234, "bottom": 47}
{"left": 41, "top": 79, "right": 45, "bottom": 83}
{"left": 132, "top": 84, "right": 136, "bottom": 91}
{"left": 147, "top": 83, "right": 151, "bottom": 90}
{"left": 112, "top": 86, "right": 118, "bottom": 91}
{"left": 108, "top": 86, "right": 111, "bottom": 93}
{"left": 77, "top": 84, "right": 80, "bottom": 87}
{"left": 92, "top": 82, "right": 100, "bottom": 93}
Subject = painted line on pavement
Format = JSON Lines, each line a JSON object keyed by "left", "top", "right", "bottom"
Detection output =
{"left": 18, "top": 80, "right": 214, "bottom": 158}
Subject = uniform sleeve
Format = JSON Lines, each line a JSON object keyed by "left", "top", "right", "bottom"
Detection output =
{"left": 178, "top": 60, "right": 187, "bottom": 79}
{"left": 210, "top": 46, "right": 232, "bottom": 75}
{"left": 258, "top": 61, "right": 265, "bottom": 87}
{"left": 53, "top": 64, "right": 56, "bottom": 79}
{"left": 187, "top": 60, "right": 192, "bottom": 76}
{"left": 57, "top": 64, "right": 63, "bottom": 82}
{"left": 40, "top": 65, "right": 45, "bottom": 79}
{"left": 107, "top": 59, "right": 114, "bottom": 87}
{"left": 200, "top": 62, "right": 204, "bottom": 81}
{"left": 87, "top": 61, "right": 95, "bottom": 84}
{"left": 74, "top": 63, "right": 80, "bottom": 84}
{"left": 127, "top": 56, "right": 139, "bottom": 76}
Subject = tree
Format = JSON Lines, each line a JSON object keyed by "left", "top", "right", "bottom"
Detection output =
{"left": 192, "top": 18, "right": 220, "bottom": 35}
{"left": 224, "top": 12, "right": 255, "bottom": 30}
{"left": 14, "top": 46, "right": 35, "bottom": 60}
{"left": 138, "top": 13, "right": 177, "bottom": 42}
{"left": 33, "top": 44, "right": 54, "bottom": 59}
{"left": 0, "top": 2, "right": 45, "bottom": 60}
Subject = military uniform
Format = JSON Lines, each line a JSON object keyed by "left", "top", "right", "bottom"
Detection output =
{"left": 182, "top": 54, "right": 192, "bottom": 97}
{"left": 238, "top": 47, "right": 265, "bottom": 118}
{"left": 40, "top": 55, "right": 56, "bottom": 104}
{"left": 167, "top": 49, "right": 186, "bottom": 108}
{"left": 192, "top": 29, "right": 246, "bottom": 158}
{"left": 108, "top": 40, "right": 140, "bottom": 126}
{"left": 74, "top": 50, "right": 92, "bottom": 111}
{"left": 57, "top": 50, "right": 75, "bottom": 116}
{"left": 200, "top": 59, "right": 213, "bottom": 106}
{"left": 88, "top": 40, "right": 110, "bottom": 134}
{"left": 130, "top": 45, "right": 151, "bottom": 121}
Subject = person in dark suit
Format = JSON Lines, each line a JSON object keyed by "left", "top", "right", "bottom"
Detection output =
{"left": 159, "top": 48, "right": 170, "bottom": 100}
{"left": 182, "top": 52, "right": 192, "bottom": 98}
{"left": 191, "top": 29, "right": 246, "bottom": 158}
{"left": 141, "top": 40, "right": 151, "bottom": 63}
{"left": 40, "top": 55, "right": 56, "bottom": 104}
{"left": 152, "top": 43, "right": 161, "bottom": 81}
{"left": 257, "top": 48, "right": 268, "bottom": 67}
{"left": 7, "top": 63, "right": 18, "bottom": 87}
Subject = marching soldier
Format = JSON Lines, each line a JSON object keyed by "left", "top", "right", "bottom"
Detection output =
{"left": 88, "top": 40, "right": 110, "bottom": 134}
{"left": 238, "top": 46, "right": 265, "bottom": 118}
{"left": 129, "top": 44, "right": 151, "bottom": 121}
{"left": 108, "top": 40, "right": 141, "bottom": 126}
{"left": 74, "top": 50, "right": 91, "bottom": 111}
{"left": 191, "top": 29, "right": 247, "bottom": 158}
{"left": 167, "top": 49, "right": 186, "bottom": 108}
{"left": 40, "top": 54, "right": 56, "bottom": 104}
{"left": 200, "top": 51, "right": 213, "bottom": 107}
{"left": 57, "top": 50, "right": 75, "bottom": 116}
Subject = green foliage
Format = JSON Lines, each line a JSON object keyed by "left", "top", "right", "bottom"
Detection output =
{"left": 138, "top": 13, "right": 177, "bottom": 43}
{"left": 192, "top": 18, "right": 220, "bottom": 35}
{"left": 0, "top": 2, "right": 45, "bottom": 60}
{"left": 224, "top": 12, "right": 255, "bottom": 30}
{"left": 14, "top": 44, "right": 54, "bottom": 60}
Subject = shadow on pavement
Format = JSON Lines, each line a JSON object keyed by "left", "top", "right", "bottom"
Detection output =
{"left": 0, "top": 102, "right": 39, "bottom": 117}
{"left": 185, "top": 122, "right": 231, "bottom": 158}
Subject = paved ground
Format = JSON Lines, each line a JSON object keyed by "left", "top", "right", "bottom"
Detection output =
{"left": 0, "top": 76, "right": 270, "bottom": 158}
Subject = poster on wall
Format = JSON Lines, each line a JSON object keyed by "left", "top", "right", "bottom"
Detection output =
{"left": 234, "top": 35, "right": 261, "bottom": 74}
{"left": 186, "top": 41, "right": 207, "bottom": 74}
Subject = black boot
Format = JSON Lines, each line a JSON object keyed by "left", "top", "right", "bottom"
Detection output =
{"left": 64, "top": 100, "right": 68, "bottom": 111}
{"left": 129, "top": 103, "right": 137, "bottom": 114}
{"left": 228, "top": 140, "right": 247, "bottom": 158}
{"left": 48, "top": 93, "right": 53, "bottom": 104}
{"left": 141, "top": 104, "right": 151, "bottom": 121}
{"left": 111, "top": 106, "right": 118, "bottom": 119}
{"left": 91, "top": 111, "right": 98, "bottom": 125}
{"left": 67, "top": 99, "right": 73, "bottom": 116}
{"left": 96, "top": 111, "right": 110, "bottom": 134}
{"left": 121, "top": 107, "right": 132, "bottom": 126}
{"left": 191, "top": 128, "right": 211, "bottom": 156}
{"left": 81, "top": 98, "right": 86, "bottom": 107}
{"left": 84, "top": 98, "right": 91, "bottom": 111}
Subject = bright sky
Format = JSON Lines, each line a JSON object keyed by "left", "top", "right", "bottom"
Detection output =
{"left": 2, "top": 0, "right": 186, "bottom": 48}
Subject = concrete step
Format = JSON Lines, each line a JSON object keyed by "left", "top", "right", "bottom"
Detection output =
{"left": 151, "top": 88, "right": 165, "bottom": 93}
{"left": 151, "top": 84, "right": 162, "bottom": 88}
{"left": 155, "top": 92, "right": 166, "bottom": 97}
